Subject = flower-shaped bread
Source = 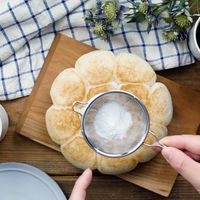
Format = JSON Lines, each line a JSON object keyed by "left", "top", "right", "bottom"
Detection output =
{"left": 46, "top": 50, "right": 173, "bottom": 175}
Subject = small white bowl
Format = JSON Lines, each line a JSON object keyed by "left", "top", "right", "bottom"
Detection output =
{"left": 0, "top": 104, "right": 9, "bottom": 141}
{"left": 189, "top": 17, "right": 200, "bottom": 61}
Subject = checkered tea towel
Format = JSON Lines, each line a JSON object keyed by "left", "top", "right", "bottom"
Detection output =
{"left": 0, "top": 0, "right": 195, "bottom": 100}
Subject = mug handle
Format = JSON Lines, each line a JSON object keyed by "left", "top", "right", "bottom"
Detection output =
{"left": 72, "top": 101, "right": 88, "bottom": 116}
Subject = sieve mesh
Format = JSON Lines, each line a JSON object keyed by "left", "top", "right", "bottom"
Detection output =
{"left": 82, "top": 91, "right": 150, "bottom": 157}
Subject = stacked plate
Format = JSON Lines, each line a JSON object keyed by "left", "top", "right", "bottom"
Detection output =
{"left": 0, "top": 163, "right": 67, "bottom": 200}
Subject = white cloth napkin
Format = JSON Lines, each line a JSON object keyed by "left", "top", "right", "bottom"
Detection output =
{"left": 0, "top": 0, "right": 195, "bottom": 100}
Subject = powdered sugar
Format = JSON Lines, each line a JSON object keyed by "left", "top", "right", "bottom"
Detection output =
{"left": 94, "top": 101, "right": 133, "bottom": 139}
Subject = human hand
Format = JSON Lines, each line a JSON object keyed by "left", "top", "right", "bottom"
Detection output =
{"left": 69, "top": 168, "right": 93, "bottom": 200}
{"left": 160, "top": 135, "right": 200, "bottom": 193}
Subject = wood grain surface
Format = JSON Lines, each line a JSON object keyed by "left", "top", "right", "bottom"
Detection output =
{"left": 0, "top": 34, "right": 200, "bottom": 199}
{"left": 14, "top": 34, "right": 200, "bottom": 197}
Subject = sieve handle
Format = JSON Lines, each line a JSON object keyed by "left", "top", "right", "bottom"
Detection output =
{"left": 72, "top": 101, "right": 88, "bottom": 116}
{"left": 144, "top": 131, "right": 166, "bottom": 149}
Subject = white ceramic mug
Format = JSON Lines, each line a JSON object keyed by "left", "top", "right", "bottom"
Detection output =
{"left": 189, "top": 17, "right": 200, "bottom": 60}
{"left": 0, "top": 104, "right": 9, "bottom": 141}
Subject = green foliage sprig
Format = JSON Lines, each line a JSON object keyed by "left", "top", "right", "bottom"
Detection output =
{"left": 84, "top": 0, "right": 128, "bottom": 40}
{"left": 84, "top": 0, "right": 200, "bottom": 42}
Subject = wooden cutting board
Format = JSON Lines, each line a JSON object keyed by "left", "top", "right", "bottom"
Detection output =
{"left": 17, "top": 33, "right": 200, "bottom": 197}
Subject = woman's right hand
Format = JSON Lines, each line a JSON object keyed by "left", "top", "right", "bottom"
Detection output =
{"left": 160, "top": 135, "right": 200, "bottom": 193}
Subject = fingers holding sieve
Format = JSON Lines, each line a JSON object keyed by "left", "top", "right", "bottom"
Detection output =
{"left": 144, "top": 131, "right": 167, "bottom": 150}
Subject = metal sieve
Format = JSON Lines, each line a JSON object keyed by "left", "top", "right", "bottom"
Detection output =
{"left": 72, "top": 90, "right": 165, "bottom": 158}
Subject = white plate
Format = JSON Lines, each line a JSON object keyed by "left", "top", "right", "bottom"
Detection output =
{"left": 0, "top": 163, "right": 67, "bottom": 200}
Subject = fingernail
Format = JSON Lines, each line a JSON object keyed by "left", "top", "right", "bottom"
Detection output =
{"left": 151, "top": 142, "right": 162, "bottom": 152}
{"left": 152, "top": 146, "right": 161, "bottom": 152}
{"left": 82, "top": 168, "right": 92, "bottom": 175}
{"left": 83, "top": 168, "right": 89, "bottom": 174}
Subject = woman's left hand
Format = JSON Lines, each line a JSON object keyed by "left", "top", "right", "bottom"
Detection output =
{"left": 69, "top": 168, "right": 93, "bottom": 200}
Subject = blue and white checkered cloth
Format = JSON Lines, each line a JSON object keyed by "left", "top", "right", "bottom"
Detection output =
{"left": 0, "top": 0, "right": 195, "bottom": 100}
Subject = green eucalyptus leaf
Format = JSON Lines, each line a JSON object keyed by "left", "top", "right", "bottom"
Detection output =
{"left": 133, "top": 2, "right": 141, "bottom": 6}
{"left": 163, "top": 17, "right": 173, "bottom": 23}
{"left": 147, "top": 22, "right": 153, "bottom": 33}
{"left": 154, "top": 5, "right": 168, "bottom": 16}
{"left": 180, "top": 0, "right": 185, "bottom": 6}
{"left": 168, "top": 0, "right": 175, "bottom": 11}
{"left": 127, "top": 12, "right": 146, "bottom": 23}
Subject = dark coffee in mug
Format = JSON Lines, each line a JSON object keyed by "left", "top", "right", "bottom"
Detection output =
{"left": 197, "top": 24, "right": 200, "bottom": 48}
{"left": 189, "top": 17, "right": 200, "bottom": 60}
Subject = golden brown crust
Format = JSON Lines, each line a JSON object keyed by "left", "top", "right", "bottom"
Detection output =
{"left": 45, "top": 106, "right": 80, "bottom": 145}
{"left": 75, "top": 50, "right": 116, "bottom": 85}
{"left": 50, "top": 68, "right": 85, "bottom": 106}
{"left": 87, "top": 84, "right": 116, "bottom": 100}
{"left": 61, "top": 135, "right": 97, "bottom": 170}
{"left": 120, "top": 83, "right": 150, "bottom": 105}
{"left": 147, "top": 82, "right": 173, "bottom": 126}
{"left": 97, "top": 154, "right": 138, "bottom": 175}
{"left": 115, "top": 53, "right": 156, "bottom": 85}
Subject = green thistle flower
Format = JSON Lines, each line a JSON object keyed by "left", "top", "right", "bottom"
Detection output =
{"left": 103, "top": 1, "right": 117, "bottom": 22}
{"left": 93, "top": 23, "right": 107, "bottom": 40}
{"left": 94, "top": 23, "right": 104, "bottom": 35}
{"left": 162, "top": 31, "right": 178, "bottom": 41}
{"left": 174, "top": 15, "right": 191, "bottom": 28}
{"left": 138, "top": 3, "right": 148, "bottom": 14}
